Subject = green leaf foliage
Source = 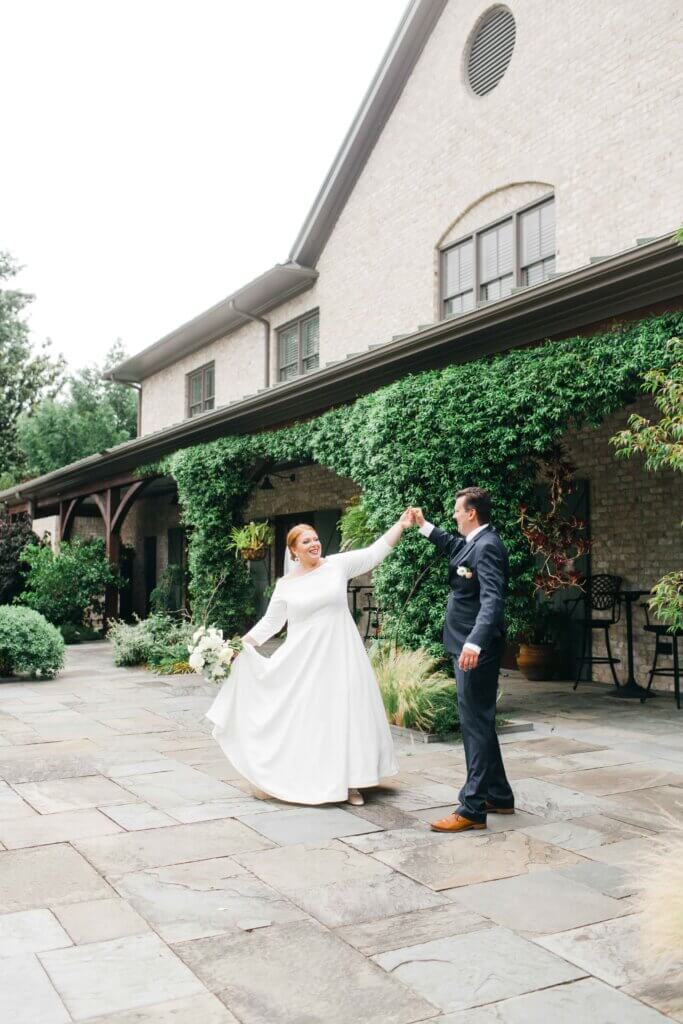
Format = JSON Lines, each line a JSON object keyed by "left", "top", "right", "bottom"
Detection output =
{"left": 0, "top": 605, "right": 65, "bottom": 678}
{"left": 107, "top": 613, "right": 194, "bottom": 668}
{"left": 611, "top": 334, "right": 683, "bottom": 632}
{"left": 15, "top": 341, "right": 137, "bottom": 478}
{"left": 171, "top": 313, "right": 683, "bottom": 652}
{"left": 16, "top": 538, "right": 122, "bottom": 627}
{"left": 0, "top": 506, "right": 38, "bottom": 604}
{"left": 338, "top": 499, "right": 375, "bottom": 551}
{"left": 0, "top": 252, "right": 64, "bottom": 476}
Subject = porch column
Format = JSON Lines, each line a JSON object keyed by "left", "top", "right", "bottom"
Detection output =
{"left": 95, "top": 487, "right": 121, "bottom": 627}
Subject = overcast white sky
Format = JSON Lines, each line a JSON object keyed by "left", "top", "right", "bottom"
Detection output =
{"left": 2, "top": 0, "right": 406, "bottom": 370}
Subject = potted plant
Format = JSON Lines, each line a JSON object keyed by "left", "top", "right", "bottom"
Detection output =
{"left": 228, "top": 521, "right": 274, "bottom": 561}
{"left": 515, "top": 602, "right": 557, "bottom": 680}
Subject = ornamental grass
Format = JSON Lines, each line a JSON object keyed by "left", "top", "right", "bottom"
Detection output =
{"left": 370, "top": 642, "right": 454, "bottom": 733}
{"left": 637, "top": 820, "right": 683, "bottom": 965}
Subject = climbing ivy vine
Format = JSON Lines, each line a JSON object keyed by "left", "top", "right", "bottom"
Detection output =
{"left": 170, "top": 312, "right": 683, "bottom": 656}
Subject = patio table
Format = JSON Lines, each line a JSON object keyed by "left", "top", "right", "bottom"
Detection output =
{"left": 615, "top": 588, "right": 655, "bottom": 699}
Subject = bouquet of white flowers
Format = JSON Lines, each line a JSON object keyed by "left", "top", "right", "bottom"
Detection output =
{"left": 187, "top": 626, "right": 243, "bottom": 683}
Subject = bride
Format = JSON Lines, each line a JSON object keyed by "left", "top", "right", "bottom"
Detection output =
{"left": 206, "top": 512, "right": 412, "bottom": 806}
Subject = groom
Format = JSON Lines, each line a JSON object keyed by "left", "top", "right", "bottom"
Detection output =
{"left": 409, "top": 488, "right": 514, "bottom": 833}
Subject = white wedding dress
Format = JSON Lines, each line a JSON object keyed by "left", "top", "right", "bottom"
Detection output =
{"left": 206, "top": 538, "right": 398, "bottom": 804}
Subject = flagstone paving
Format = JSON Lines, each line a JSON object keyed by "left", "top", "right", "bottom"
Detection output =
{"left": 0, "top": 643, "right": 682, "bottom": 1022}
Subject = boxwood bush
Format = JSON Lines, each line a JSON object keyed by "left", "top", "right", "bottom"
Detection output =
{"left": 0, "top": 605, "right": 65, "bottom": 679}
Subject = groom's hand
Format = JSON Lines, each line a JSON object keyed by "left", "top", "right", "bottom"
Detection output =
{"left": 458, "top": 647, "right": 480, "bottom": 672}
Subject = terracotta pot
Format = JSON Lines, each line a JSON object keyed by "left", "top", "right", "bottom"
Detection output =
{"left": 241, "top": 546, "right": 268, "bottom": 561}
{"left": 516, "top": 643, "right": 555, "bottom": 681}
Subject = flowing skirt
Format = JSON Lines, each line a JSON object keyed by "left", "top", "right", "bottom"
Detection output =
{"left": 206, "top": 614, "right": 397, "bottom": 804}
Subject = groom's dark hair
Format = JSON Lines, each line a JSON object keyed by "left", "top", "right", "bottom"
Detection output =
{"left": 456, "top": 487, "right": 491, "bottom": 524}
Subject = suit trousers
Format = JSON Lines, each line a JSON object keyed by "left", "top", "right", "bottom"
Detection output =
{"left": 453, "top": 642, "right": 514, "bottom": 823}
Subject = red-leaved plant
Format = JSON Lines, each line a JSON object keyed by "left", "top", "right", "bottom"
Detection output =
{"left": 519, "top": 444, "right": 591, "bottom": 597}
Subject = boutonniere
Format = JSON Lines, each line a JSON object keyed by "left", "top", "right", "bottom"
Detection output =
{"left": 457, "top": 564, "right": 474, "bottom": 580}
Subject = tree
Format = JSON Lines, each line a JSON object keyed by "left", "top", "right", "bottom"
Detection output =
{"left": 611, "top": 336, "right": 683, "bottom": 631}
{"left": 0, "top": 252, "right": 64, "bottom": 477}
{"left": 16, "top": 341, "right": 137, "bottom": 477}
{"left": 16, "top": 538, "right": 122, "bottom": 628}
{"left": 0, "top": 506, "right": 37, "bottom": 604}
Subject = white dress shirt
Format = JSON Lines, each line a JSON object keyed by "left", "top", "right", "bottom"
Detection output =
{"left": 419, "top": 520, "right": 484, "bottom": 655}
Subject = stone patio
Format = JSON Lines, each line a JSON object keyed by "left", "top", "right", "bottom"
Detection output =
{"left": 0, "top": 642, "right": 682, "bottom": 1023}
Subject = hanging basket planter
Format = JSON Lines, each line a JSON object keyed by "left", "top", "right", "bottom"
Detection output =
{"left": 240, "top": 545, "right": 268, "bottom": 562}
{"left": 228, "top": 521, "right": 274, "bottom": 563}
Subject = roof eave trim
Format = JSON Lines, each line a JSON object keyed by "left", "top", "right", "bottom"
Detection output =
{"left": 288, "top": 0, "right": 448, "bottom": 267}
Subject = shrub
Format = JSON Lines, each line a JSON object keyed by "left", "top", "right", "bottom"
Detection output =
{"left": 149, "top": 564, "right": 185, "bottom": 615}
{"left": 0, "top": 605, "right": 65, "bottom": 678}
{"left": 59, "top": 623, "right": 102, "bottom": 645}
{"left": 107, "top": 613, "right": 194, "bottom": 670}
{"left": 0, "top": 507, "right": 38, "bottom": 604}
{"left": 17, "top": 538, "right": 122, "bottom": 627}
{"left": 370, "top": 642, "right": 455, "bottom": 733}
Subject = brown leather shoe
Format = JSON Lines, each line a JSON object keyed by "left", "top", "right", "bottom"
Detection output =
{"left": 430, "top": 813, "right": 486, "bottom": 833}
{"left": 484, "top": 801, "right": 515, "bottom": 815}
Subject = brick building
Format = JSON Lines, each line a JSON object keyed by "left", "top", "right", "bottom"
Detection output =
{"left": 3, "top": 0, "right": 682, "bottom": 689}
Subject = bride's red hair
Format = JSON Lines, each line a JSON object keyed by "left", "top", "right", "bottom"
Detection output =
{"left": 286, "top": 523, "right": 316, "bottom": 554}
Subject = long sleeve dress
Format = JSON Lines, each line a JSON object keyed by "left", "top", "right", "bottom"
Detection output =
{"left": 205, "top": 538, "right": 398, "bottom": 804}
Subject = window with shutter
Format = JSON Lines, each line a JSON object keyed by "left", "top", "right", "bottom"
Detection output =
{"left": 279, "top": 324, "right": 299, "bottom": 381}
{"left": 520, "top": 198, "right": 556, "bottom": 285}
{"left": 278, "top": 311, "right": 320, "bottom": 381}
{"left": 187, "top": 363, "right": 216, "bottom": 418}
{"left": 301, "top": 314, "right": 320, "bottom": 373}
{"left": 479, "top": 219, "right": 513, "bottom": 301}
{"left": 443, "top": 239, "right": 474, "bottom": 316}
{"left": 440, "top": 195, "right": 555, "bottom": 318}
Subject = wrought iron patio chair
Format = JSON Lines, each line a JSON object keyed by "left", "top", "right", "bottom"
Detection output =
{"left": 567, "top": 574, "right": 622, "bottom": 689}
{"left": 640, "top": 602, "right": 681, "bottom": 709}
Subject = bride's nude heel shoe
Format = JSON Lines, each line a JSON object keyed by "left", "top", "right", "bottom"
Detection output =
{"left": 347, "top": 788, "right": 365, "bottom": 806}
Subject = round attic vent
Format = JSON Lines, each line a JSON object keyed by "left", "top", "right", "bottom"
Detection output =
{"left": 467, "top": 7, "right": 516, "bottom": 96}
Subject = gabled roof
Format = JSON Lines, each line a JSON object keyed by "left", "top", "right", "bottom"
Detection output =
{"left": 288, "top": 0, "right": 448, "bottom": 266}
{"left": 108, "top": 0, "right": 447, "bottom": 384}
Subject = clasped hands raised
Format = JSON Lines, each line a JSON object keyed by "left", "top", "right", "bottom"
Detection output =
{"left": 398, "top": 506, "right": 426, "bottom": 529}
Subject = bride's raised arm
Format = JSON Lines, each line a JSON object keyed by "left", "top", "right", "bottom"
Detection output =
{"left": 243, "top": 584, "right": 288, "bottom": 647}
{"left": 334, "top": 510, "right": 412, "bottom": 580}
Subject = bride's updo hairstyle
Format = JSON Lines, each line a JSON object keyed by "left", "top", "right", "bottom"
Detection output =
{"left": 287, "top": 523, "right": 316, "bottom": 559}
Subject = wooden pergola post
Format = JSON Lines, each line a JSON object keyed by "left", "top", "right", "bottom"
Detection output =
{"left": 55, "top": 476, "right": 154, "bottom": 628}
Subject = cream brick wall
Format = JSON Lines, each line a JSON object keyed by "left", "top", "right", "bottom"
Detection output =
{"left": 243, "top": 463, "right": 359, "bottom": 521}
{"left": 139, "top": 0, "right": 682, "bottom": 436}
{"left": 564, "top": 397, "right": 683, "bottom": 692}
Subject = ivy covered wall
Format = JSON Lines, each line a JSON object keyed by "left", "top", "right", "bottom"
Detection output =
{"left": 170, "top": 312, "right": 683, "bottom": 655}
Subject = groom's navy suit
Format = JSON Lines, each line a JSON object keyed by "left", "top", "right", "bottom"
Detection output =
{"left": 426, "top": 522, "right": 514, "bottom": 823}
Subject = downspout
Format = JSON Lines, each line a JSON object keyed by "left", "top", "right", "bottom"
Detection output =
{"left": 229, "top": 300, "right": 271, "bottom": 389}
{"left": 104, "top": 373, "right": 142, "bottom": 436}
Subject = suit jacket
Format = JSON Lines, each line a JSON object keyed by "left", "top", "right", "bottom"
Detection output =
{"left": 427, "top": 523, "right": 510, "bottom": 656}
